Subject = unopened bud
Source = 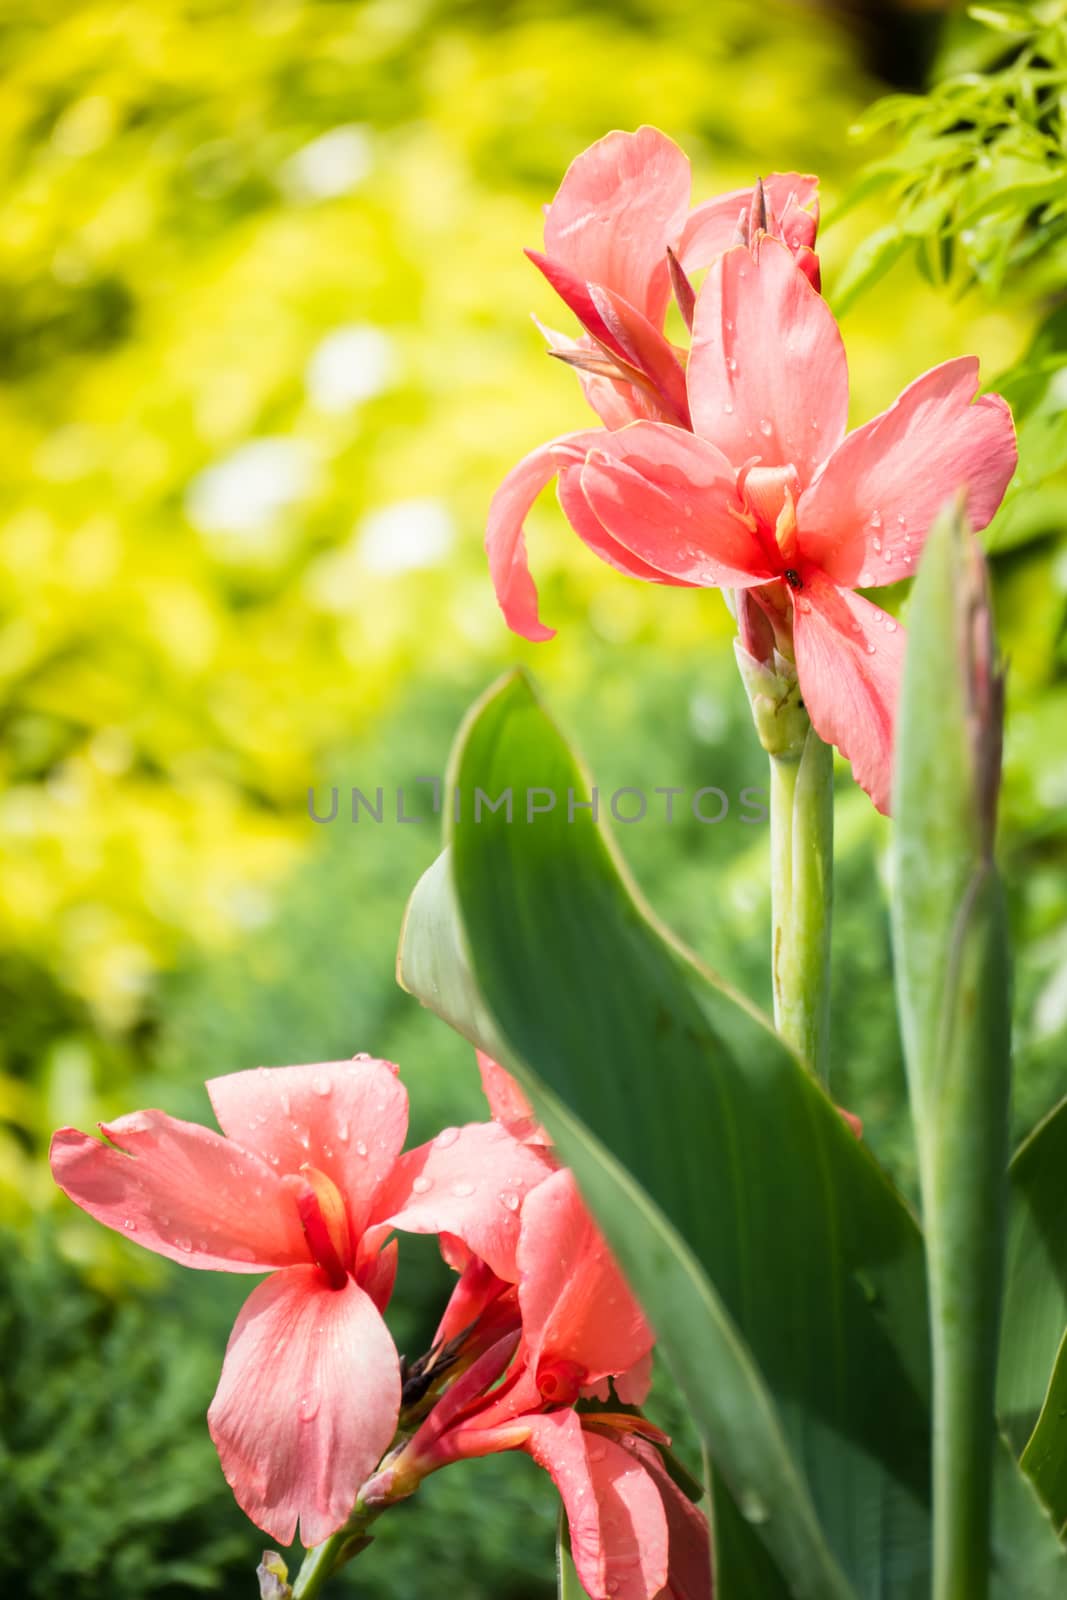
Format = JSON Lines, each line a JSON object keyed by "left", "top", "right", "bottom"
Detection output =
{"left": 734, "top": 640, "right": 810, "bottom": 759}
{"left": 257, "top": 1552, "right": 291, "bottom": 1600}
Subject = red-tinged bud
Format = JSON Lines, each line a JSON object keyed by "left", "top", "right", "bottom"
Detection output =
{"left": 737, "top": 588, "right": 777, "bottom": 666}
{"left": 282, "top": 1166, "right": 352, "bottom": 1288}
{"left": 748, "top": 176, "right": 769, "bottom": 240}
{"left": 666, "top": 246, "right": 696, "bottom": 332}
{"left": 536, "top": 1358, "right": 586, "bottom": 1407}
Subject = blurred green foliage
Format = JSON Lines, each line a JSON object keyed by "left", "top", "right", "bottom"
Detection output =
{"left": 2, "top": 0, "right": 1065, "bottom": 1594}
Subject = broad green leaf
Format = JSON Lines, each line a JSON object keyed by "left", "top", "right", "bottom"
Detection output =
{"left": 1021, "top": 1330, "right": 1067, "bottom": 1536}
{"left": 999, "top": 1099, "right": 1067, "bottom": 1454}
{"left": 890, "top": 507, "right": 1067, "bottom": 1597}
{"left": 401, "top": 671, "right": 935, "bottom": 1599}
{"left": 892, "top": 506, "right": 1013, "bottom": 1599}
{"left": 992, "top": 1432, "right": 1067, "bottom": 1596}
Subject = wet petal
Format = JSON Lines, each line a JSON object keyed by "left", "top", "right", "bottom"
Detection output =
{"left": 518, "top": 1169, "right": 654, "bottom": 1386}
{"left": 544, "top": 126, "right": 692, "bottom": 326}
{"left": 207, "top": 1059, "right": 408, "bottom": 1238}
{"left": 579, "top": 422, "right": 775, "bottom": 587}
{"left": 621, "top": 1436, "right": 713, "bottom": 1600}
{"left": 797, "top": 357, "right": 1018, "bottom": 586}
{"left": 373, "top": 1122, "right": 554, "bottom": 1282}
{"left": 792, "top": 573, "right": 907, "bottom": 816}
{"left": 50, "top": 1113, "right": 307, "bottom": 1272}
{"left": 525, "top": 1412, "right": 670, "bottom": 1600}
{"left": 688, "top": 235, "right": 848, "bottom": 486}
{"left": 208, "top": 1266, "right": 401, "bottom": 1546}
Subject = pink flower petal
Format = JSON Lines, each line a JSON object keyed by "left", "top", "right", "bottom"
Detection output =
{"left": 678, "top": 172, "right": 818, "bottom": 272}
{"left": 578, "top": 422, "right": 775, "bottom": 587}
{"left": 49, "top": 1114, "right": 308, "bottom": 1272}
{"left": 206, "top": 1059, "right": 408, "bottom": 1239}
{"left": 486, "top": 430, "right": 605, "bottom": 641}
{"left": 477, "top": 1052, "right": 536, "bottom": 1127}
{"left": 544, "top": 126, "right": 692, "bottom": 327}
{"left": 525, "top": 1412, "right": 670, "bottom": 1600}
{"left": 373, "top": 1122, "right": 554, "bottom": 1282}
{"left": 527, "top": 257, "right": 690, "bottom": 426}
{"left": 620, "top": 1436, "right": 713, "bottom": 1600}
{"left": 797, "top": 357, "right": 1018, "bottom": 587}
{"left": 208, "top": 1266, "right": 401, "bottom": 1546}
{"left": 535, "top": 319, "right": 668, "bottom": 429}
{"left": 587, "top": 284, "right": 691, "bottom": 427}
{"left": 614, "top": 1349, "right": 654, "bottom": 1407}
{"left": 792, "top": 574, "right": 907, "bottom": 816}
{"left": 518, "top": 1169, "right": 654, "bottom": 1387}
{"left": 558, "top": 462, "right": 699, "bottom": 590}
{"left": 688, "top": 236, "right": 848, "bottom": 486}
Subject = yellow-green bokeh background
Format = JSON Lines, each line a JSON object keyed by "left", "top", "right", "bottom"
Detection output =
{"left": 2, "top": 3, "right": 1065, "bottom": 1594}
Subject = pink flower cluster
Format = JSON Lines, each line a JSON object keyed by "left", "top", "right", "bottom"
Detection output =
{"left": 487, "top": 126, "right": 1018, "bottom": 813}
{"left": 50, "top": 1052, "right": 709, "bottom": 1600}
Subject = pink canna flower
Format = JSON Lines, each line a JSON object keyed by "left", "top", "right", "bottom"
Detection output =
{"left": 488, "top": 125, "right": 819, "bottom": 642}
{"left": 496, "top": 224, "right": 1016, "bottom": 811}
{"left": 364, "top": 1165, "right": 709, "bottom": 1600}
{"left": 49, "top": 1058, "right": 551, "bottom": 1546}
{"left": 574, "top": 236, "right": 1016, "bottom": 812}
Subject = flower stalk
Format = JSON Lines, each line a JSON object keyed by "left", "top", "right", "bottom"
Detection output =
{"left": 735, "top": 638, "right": 833, "bottom": 1083}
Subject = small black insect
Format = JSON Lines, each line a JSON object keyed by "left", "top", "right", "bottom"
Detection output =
{"left": 784, "top": 568, "right": 803, "bottom": 590}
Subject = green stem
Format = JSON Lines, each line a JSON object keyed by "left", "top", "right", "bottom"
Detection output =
{"left": 290, "top": 1506, "right": 380, "bottom": 1600}
{"left": 768, "top": 725, "right": 834, "bottom": 1083}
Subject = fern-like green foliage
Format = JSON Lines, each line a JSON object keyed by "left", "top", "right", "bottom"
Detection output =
{"left": 836, "top": 2, "right": 1067, "bottom": 308}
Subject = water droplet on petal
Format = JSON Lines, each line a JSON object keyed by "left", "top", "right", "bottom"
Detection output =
{"left": 859, "top": 571, "right": 873, "bottom": 586}
{"left": 412, "top": 1175, "right": 433, "bottom": 1195}
{"left": 884, "top": 618, "right": 897, "bottom": 633}
{"left": 722, "top": 402, "right": 734, "bottom": 415}
{"left": 869, "top": 510, "right": 882, "bottom": 529}
{"left": 758, "top": 418, "right": 773, "bottom": 437}
{"left": 176, "top": 1237, "right": 193, "bottom": 1253}
{"left": 883, "top": 547, "right": 894, "bottom": 562}
{"left": 586, "top": 1442, "right": 607, "bottom": 1463}
{"left": 435, "top": 1126, "right": 460, "bottom": 1150}
{"left": 338, "top": 1121, "right": 350, "bottom": 1143}
{"left": 451, "top": 1181, "right": 476, "bottom": 1198}
{"left": 355, "top": 1138, "right": 368, "bottom": 1158}
{"left": 123, "top": 1219, "right": 137, "bottom": 1231}
{"left": 498, "top": 1191, "right": 520, "bottom": 1212}
{"left": 726, "top": 356, "right": 738, "bottom": 372}
{"left": 298, "top": 1391, "right": 321, "bottom": 1422}
{"left": 311, "top": 1074, "right": 332, "bottom": 1097}
{"left": 866, "top": 642, "right": 876, "bottom": 655}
